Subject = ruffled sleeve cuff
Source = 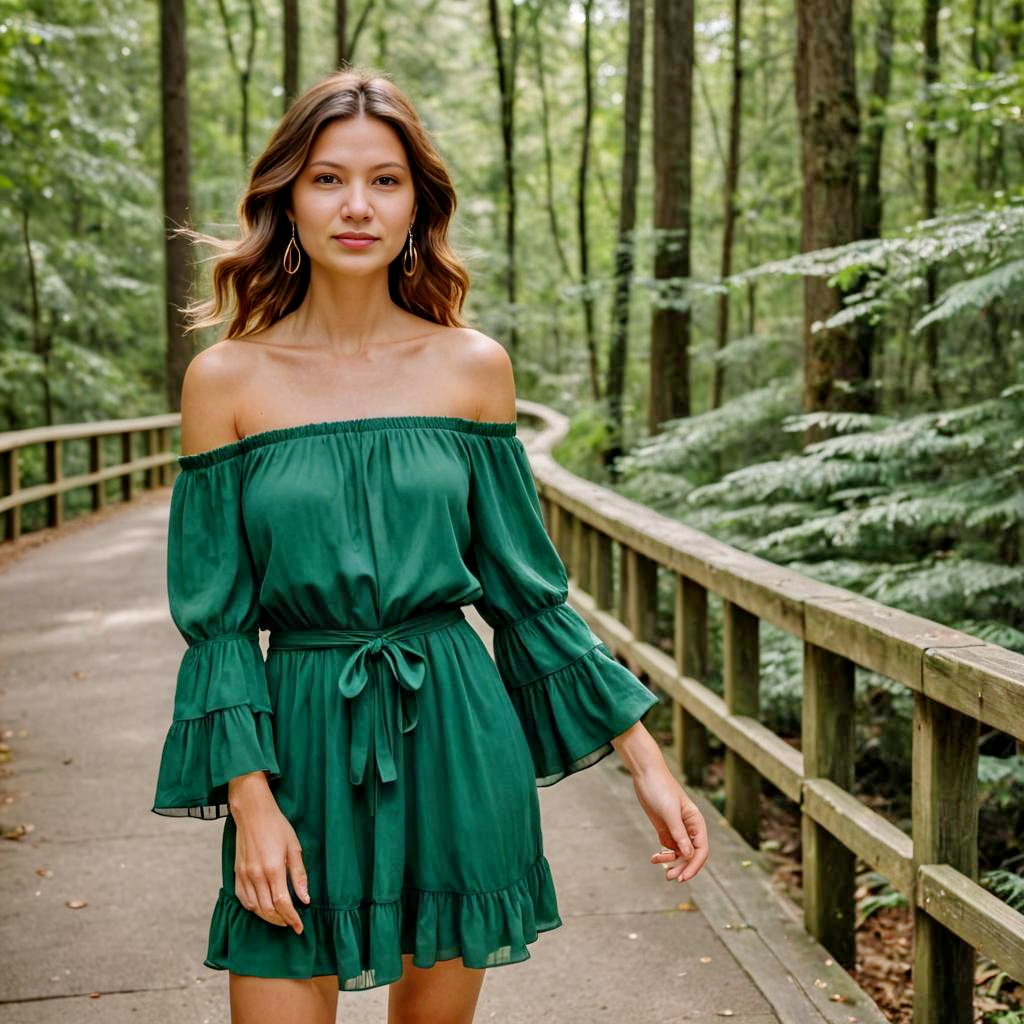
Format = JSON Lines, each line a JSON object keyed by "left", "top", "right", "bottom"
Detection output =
{"left": 492, "top": 601, "right": 660, "bottom": 786}
{"left": 151, "top": 633, "right": 281, "bottom": 820}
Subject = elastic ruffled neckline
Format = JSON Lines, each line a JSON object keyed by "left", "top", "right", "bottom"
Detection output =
{"left": 177, "top": 415, "right": 519, "bottom": 470}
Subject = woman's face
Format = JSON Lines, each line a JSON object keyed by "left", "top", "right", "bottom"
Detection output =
{"left": 288, "top": 114, "right": 417, "bottom": 279}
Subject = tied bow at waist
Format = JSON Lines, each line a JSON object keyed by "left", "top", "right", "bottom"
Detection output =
{"left": 268, "top": 604, "right": 465, "bottom": 815}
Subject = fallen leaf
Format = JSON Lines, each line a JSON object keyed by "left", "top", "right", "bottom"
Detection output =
{"left": 36, "top": 867, "right": 54, "bottom": 878}
{"left": 716, "top": 1010, "right": 734, "bottom": 1016}
{"left": 699, "top": 956, "right": 713, "bottom": 964}
{"left": 66, "top": 899, "right": 88, "bottom": 909}
{"left": 677, "top": 901, "right": 696, "bottom": 911}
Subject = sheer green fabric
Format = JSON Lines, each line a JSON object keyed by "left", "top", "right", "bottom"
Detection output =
{"left": 151, "top": 416, "right": 659, "bottom": 990}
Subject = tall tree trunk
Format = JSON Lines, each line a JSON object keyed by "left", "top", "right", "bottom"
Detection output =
{"left": 528, "top": 2, "right": 571, "bottom": 281}
{"left": 527, "top": 0, "right": 570, "bottom": 372}
{"left": 338, "top": 0, "right": 376, "bottom": 66}
{"left": 216, "top": 0, "right": 258, "bottom": 171}
{"left": 578, "top": 0, "right": 600, "bottom": 400}
{"left": 161, "top": 0, "right": 193, "bottom": 413}
{"left": 921, "top": 0, "right": 941, "bottom": 402}
{"left": 284, "top": 0, "right": 299, "bottom": 108}
{"left": 488, "top": 0, "right": 520, "bottom": 353}
{"left": 794, "top": 0, "right": 864, "bottom": 445}
{"left": 20, "top": 208, "right": 52, "bottom": 425}
{"left": 605, "top": 0, "right": 646, "bottom": 470}
{"left": 650, "top": 0, "right": 694, "bottom": 436}
{"left": 337, "top": 0, "right": 348, "bottom": 65}
{"left": 710, "top": 0, "right": 743, "bottom": 411}
{"left": 852, "top": 0, "right": 893, "bottom": 414}
{"left": 858, "top": 0, "right": 893, "bottom": 240}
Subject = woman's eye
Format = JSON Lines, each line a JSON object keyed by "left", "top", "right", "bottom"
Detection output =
{"left": 313, "top": 173, "right": 399, "bottom": 186}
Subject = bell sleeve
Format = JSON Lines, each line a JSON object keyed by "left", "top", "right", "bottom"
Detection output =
{"left": 150, "top": 447, "right": 281, "bottom": 820}
{"left": 465, "top": 432, "right": 659, "bottom": 786}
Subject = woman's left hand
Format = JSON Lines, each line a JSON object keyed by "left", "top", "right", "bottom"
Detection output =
{"left": 631, "top": 765, "right": 710, "bottom": 882}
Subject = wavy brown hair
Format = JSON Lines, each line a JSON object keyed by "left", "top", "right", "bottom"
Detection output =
{"left": 175, "top": 66, "right": 470, "bottom": 339}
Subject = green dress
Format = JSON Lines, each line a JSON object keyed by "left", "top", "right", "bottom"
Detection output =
{"left": 150, "top": 415, "right": 660, "bottom": 991}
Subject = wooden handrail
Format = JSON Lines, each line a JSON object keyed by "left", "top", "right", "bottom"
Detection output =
{"left": 516, "top": 397, "right": 1024, "bottom": 1016}
{"left": 0, "top": 414, "right": 180, "bottom": 539}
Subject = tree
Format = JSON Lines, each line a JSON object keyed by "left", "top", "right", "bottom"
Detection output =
{"left": 650, "top": 0, "right": 694, "bottom": 436}
{"left": 794, "top": 0, "right": 865, "bottom": 443}
{"left": 161, "top": 0, "right": 193, "bottom": 411}
{"left": 605, "top": 0, "right": 647, "bottom": 467}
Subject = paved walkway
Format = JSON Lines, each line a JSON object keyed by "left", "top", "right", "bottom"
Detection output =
{"left": 0, "top": 489, "right": 888, "bottom": 1023}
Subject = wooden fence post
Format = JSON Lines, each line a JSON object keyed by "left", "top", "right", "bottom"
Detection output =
{"left": 724, "top": 600, "right": 760, "bottom": 847}
{"left": 674, "top": 574, "right": 708, "bottom": 785}
{"left": 802, "top": 641, "right": 856, "bottom": 967}
{"left": 46, "top": 438, "right": 63, "bottom": 528}
{"left": 90, "top": 435, "right": 105, "bottom": 511}
{"left": 911, "top": 694, "right": 979, "bottom": 1024}
{"left": 2, "top": 447, "right": 20, "bottom": 541}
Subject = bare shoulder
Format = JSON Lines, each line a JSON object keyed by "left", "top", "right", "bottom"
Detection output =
{"left": 445, "top": 327, "right": 517, "bottom": 423}
{"left": 179, "top": 338, "right": 256, "bottom": 455}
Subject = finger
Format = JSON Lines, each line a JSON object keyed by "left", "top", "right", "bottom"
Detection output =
{"left": 236, "top": 873, "right": 258, "bottom": 913}
{"left": 253, "top": 875, "right": 287, "bottom": 926}
{"left": 679, "top": 836, "right": 712, "bottom": 880}
{"left": 268, "top": 869, "right": 303, "bottom": 934}
{"left": 288, "top": 843, "right": 310, "bottom": 905}
{"left": 672, "top": 824, "right": 694, "bottom": 860}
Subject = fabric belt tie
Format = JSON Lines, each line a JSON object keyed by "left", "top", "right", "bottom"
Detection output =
{"left": 268, "top": 604, "right": 465, "bottom": 815}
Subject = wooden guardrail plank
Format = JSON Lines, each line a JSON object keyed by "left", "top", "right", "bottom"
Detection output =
{"left": 802, "top": 778, "right": 915, "bottom": 897}
{"left": 806, "top": 592, "right": 988, "bottom": 692}
{"left": 924, "top": 644, "right": 1024, "bottom": 743}
{"left": 917, "top": 865, "right": 1024, "bottom": 985}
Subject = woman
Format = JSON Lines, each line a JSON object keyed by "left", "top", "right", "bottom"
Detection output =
{"left": 151, "top": 66, "right": 709, "bottom": 1024}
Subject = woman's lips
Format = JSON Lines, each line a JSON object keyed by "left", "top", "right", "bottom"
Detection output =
{"left": 334, "top": 236, "right": 378, "bottom": 249}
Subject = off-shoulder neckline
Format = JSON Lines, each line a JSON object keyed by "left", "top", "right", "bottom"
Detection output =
{"left": 177, "top": 414, "right": 519, "bottom": 470}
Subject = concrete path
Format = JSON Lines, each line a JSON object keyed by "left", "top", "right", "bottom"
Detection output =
{"left": 0, "top": 489, "right": 887, "bottom": 1023}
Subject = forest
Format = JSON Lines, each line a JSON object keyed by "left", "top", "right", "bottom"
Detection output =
{"left": 1, "top": 0, "right": 1022, "bottom": 1017}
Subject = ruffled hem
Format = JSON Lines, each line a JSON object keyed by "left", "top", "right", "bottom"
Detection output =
{"left": 151, "top": 703, "right": 281, "bottom": 819}
{"left": 504, "top": 641, "right": 661, "bottom": 786}
{"left": 203, "top": 853, "right": 562, "bottom": 990}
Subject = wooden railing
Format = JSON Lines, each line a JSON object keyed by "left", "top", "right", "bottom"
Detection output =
{"left": 516, "top": 398, "right": 1024, "bottom": 1024}
{"left": 0, "top": 414, "right": 179, "bottom": 541}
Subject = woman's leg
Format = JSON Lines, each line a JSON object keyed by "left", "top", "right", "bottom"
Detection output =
{"left": 228, "top": 972, "right": 339, "bottom": 1024}
{"left": 387, "top": 953, "right": 486, "bottom": 1024}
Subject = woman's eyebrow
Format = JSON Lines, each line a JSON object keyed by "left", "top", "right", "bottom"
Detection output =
{"left": 308, "top": 160, "right": 408, "bottom": 171}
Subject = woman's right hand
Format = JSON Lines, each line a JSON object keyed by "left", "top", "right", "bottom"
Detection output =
{"left": 228, "top": 771, "right": 310, "bottom": 934}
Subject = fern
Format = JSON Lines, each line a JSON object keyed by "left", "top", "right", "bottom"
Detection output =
{"left": 913, "top": 257, "right": 1024, "bottom": 334}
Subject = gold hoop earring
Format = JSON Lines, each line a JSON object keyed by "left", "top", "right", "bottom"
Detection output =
{"left": 402, "top": 225, "right": 418, "bottom": 277}
{"left": 283, "top": 220, "right": 301, "bottom": 275}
